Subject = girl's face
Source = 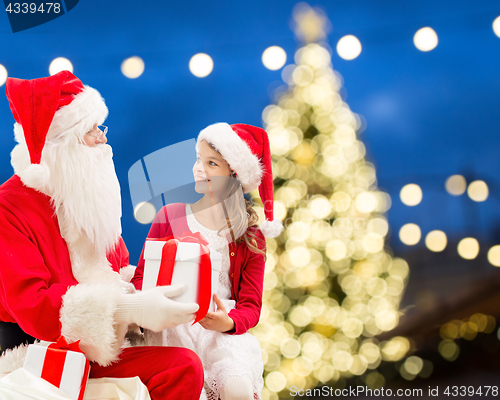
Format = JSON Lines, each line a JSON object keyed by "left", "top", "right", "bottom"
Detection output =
{"left": 193, "top": 139, "right": 233, "bottom": 195}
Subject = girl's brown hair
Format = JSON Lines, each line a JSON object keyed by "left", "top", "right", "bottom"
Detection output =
{"left": 206, "top": 142, "right": 267, "bottom": 260}
{"left": 216, "top": 174, "right": 266, "bottom": 261}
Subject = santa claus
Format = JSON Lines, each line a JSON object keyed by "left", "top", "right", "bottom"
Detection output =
{"left": 0, "top": 71, "right": 203, "bottom": 399}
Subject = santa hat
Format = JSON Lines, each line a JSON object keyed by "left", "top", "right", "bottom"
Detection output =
{"left": 196, "top": 123, "right": 284, "bottom": 238}
{"left": 6, "top": 70, "right": 108, "bottom": 190}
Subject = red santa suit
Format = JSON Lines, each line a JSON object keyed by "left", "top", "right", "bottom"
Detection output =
{"left": 0, "top": 174, "right": 129, "bottom": 344}
{"left": 0, "top": 71, "right": 203, "bottom": 400}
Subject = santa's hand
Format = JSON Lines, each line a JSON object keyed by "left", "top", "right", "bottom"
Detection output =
{"left": 198, "top": 294, "right": 235, "bottom": 332}
{"left": 115, "top": 284, "right": 199, "bottom": 331}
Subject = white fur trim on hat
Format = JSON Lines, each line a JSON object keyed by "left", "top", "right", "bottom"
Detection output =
{"left": 260, "top": 218, "right": 284, "bottom": 238}
{"left": 196, "top": 123, "right": 263, "bottom": 193}
{"left": 47, "top": 85, "right": 108, "bottom": 142}
{"left": 60, "top": 282, "right": 125, "bottom": 366}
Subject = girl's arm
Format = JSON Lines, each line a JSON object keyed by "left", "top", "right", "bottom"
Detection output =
{"left": 227, "top": 228, "right": 267, "bottom": 335}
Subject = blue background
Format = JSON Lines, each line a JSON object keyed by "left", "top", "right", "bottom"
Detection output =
{"left": 0, "top": 0, "right": 499, "bottom": 264}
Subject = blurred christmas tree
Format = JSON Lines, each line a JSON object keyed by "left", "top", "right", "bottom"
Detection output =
{"left": 251, "top": 4, "right": 411, "bottom": 399}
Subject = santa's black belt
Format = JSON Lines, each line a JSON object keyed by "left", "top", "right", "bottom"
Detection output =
{"left": 0, "top": 321, "right": 36, "bottom": 355}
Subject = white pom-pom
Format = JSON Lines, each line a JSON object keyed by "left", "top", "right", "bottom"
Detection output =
{"left": 18, "top": 163, "right": 51, "bottom": 191}
{"left": 260, "top": 219, "right": 284, "bottom": 238}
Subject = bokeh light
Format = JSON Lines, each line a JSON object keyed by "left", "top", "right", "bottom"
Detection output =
{"left": 487, "top": 245, "right": 500, "bottom": 267}
{"left": 493, "top": 16, "right": 500, "bottom": 38}
{"left": 189, "top": 53, "right": 214, "bottom": 78}
{"left": 425, "top": 230, "right": 447, "bottom": 252}
{"left": 438, "top": 340, "right": 459, "bottom": 361}
{"left": 400, "top": 184, "right": 422, "bottom": 206}
{"left": 381, "top": 337, "right": 410, "bottom": 361}
{"left": 457, "top": 237, "right": 480, "bottom": 260}
{"left": 445, "top": 175, "right": 466, "bottom": 196}
{"left": 399, "top": 223, "right": 421, "bottom": 245}
{"left": 403, "top": 356, "right": 423, "bottom": 376}
{"left": 121, "top": 56, "right": 145, "bottom": 79}
{"left": 367, "top": 218, "right": 389, "bottom": 237}
{"left": 467, "top": 180, "right": 488, "bottom": 202}
{"left": 413, "top": 27, "right": 438, "bottom": 51}
{"left": 133, "top": 201, "right": 156, "bottom": 224}
{"left": 336, "top": 35, "right": 362, "bottom": 60}
{"left": 0, "top": 64, "right": 7, "bottom": 86}
{"left": 262, "top": 46, "right": 287, "bottom": 70}
{"left": 440, "top": 322, "right": 460, "bottom": 340}
{"left": 355, "top": 192, "right": 377, "bottom": 213}
{"left": 49, "top": 57, "right": 73, "bottom": 75}
{"left": 265, "top": 371, "right": 287, "bottom": 393}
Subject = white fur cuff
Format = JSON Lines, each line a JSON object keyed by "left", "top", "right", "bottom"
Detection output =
{"left": 60, "top": 282, "right": 124, "bottom": 366}
{"left": 119, "top": 265, "right": 136, "bottom": 283}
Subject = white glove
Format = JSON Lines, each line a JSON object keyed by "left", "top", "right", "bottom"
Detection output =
{"left": 115, "top": 284, "right": 199, "bottom": 331}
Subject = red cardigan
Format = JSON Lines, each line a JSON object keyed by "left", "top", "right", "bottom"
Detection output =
{"left": 132, "top": 203, "right": 266, "bottom": 335}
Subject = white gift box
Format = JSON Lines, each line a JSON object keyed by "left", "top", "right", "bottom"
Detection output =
{"left": 23, "top": 343, "right": 89, "bottom": 400}
{"left": 143, "top": 240, "right": 222, "bottom": 312}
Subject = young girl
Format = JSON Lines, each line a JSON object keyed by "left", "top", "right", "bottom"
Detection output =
{"left": 132, "top": 123, "right": 283, "bottom": 400}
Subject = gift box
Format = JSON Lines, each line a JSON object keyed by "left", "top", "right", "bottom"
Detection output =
{"left": 143, "top": 232, "right": 222, "bottom": 323}
{"left": 23, "top": 336, "right": 90, "bottom": 400}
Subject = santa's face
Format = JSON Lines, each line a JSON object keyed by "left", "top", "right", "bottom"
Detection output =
{"left": 49, "top": 138, "right": 122, "bottom": 256}
{"left": 83, "top": 123, "right": 108, "bottom": 147}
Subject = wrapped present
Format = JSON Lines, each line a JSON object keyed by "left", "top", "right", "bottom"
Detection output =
{"left": 23, "top": 336, "right": 90, "bottom": 400}
{"left": 143, "top": 231, "right": 222, "bottom": 323}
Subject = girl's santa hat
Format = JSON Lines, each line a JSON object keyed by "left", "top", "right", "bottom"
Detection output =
{"left": 196, "top": 123, "right": 284, "bottom": 238}
{"left": 6, "top": 70, "right": 108, "bottom": 190}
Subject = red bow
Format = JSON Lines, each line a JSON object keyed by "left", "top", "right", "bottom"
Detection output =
{"left": 48, "top": 335, "right": 84, "bottom": 353}
{"left": 148, "top": 232, "right": 212, "bottom": 324}
{"left": 41, "top": 336, "right": 90, "bottom": 400}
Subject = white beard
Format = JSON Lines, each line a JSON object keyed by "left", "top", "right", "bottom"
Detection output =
{"left": 12, "top": 132, "right": 123, "bottom": 284}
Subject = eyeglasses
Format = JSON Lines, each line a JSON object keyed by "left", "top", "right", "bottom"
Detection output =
{"left": 86, "top": 125, "right": 108, "bottom": 141}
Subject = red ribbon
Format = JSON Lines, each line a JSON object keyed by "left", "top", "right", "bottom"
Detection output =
{"left": 40, "top": 336, "right": 90, "bottom": 400}
{"left": 148, "top": 232, "right": 212, "bottom": 324}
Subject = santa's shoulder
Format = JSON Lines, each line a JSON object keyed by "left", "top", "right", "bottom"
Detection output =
{"left": 0, "top": 175, "right": 48, "bottom": 201}
{"left": 0, "top": 175, "right": 53, "bottom": 223}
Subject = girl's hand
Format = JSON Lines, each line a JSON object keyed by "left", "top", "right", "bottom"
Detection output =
{"left": 199, "top": 294, "right": 235, "bottom": 332}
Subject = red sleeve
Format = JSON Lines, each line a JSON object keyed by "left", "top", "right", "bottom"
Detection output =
{"left": 106, "top": 237, "right": 130, "bottom": 272}
{"left": 0, "top": 209, "right": 70, "bottom": 341}
{"left": 131, "top": 206, "right": 170, "bottom": 290}
{"left": 227, "top": 228, "right": 266, "bottom": 335}
{"left": 117, "top": 237, "right": 130, "bottom": 267}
